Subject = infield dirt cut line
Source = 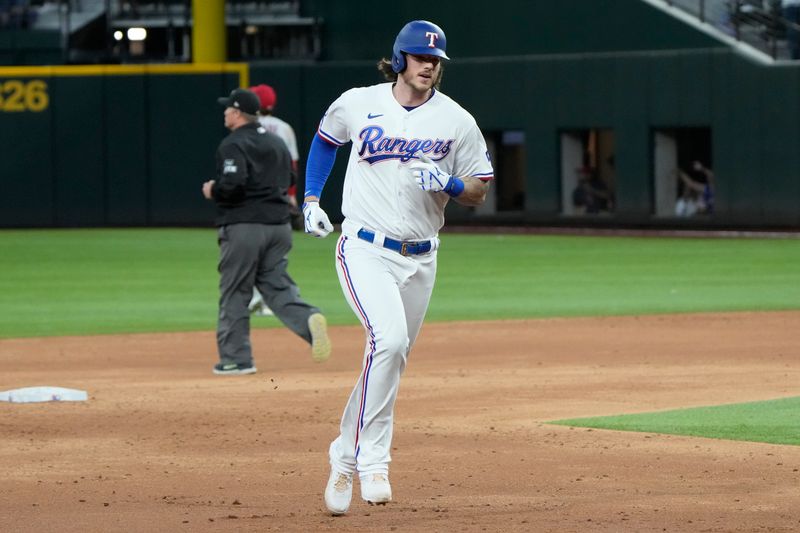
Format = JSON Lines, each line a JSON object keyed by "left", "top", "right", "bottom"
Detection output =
{"left": 1, "top": 311, "right": 799, "bottom": 532}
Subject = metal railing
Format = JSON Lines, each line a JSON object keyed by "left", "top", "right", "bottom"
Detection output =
{"left": 0, "top": 0, "right": 39, "bottom": 29}
{"left": 662, "top": 0, "right": 800, "bottom": 59}
{"left": 1, "top": 0, "right": 321, "bottom": 63}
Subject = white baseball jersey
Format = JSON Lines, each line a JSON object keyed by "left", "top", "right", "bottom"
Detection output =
{"left": 319, "top": 81, "right": 493, "bottom": 480}
{"left": 317, "top": 82, "right": 493, "bottom": 241}
{"left": 258, "top": 115, "right": 299, "bottom": 162}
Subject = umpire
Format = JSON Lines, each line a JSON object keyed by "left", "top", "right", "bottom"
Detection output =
{"left": 202, "top": 88, "right": 331, "bottom": 375}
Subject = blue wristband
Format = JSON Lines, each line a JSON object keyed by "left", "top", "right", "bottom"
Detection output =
{"left": 444, "top": 176, "right": 465, "bottom": 197}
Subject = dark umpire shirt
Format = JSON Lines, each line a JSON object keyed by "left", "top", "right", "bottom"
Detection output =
{"left": 211, "top": 122, "right": 292, "bottom": 226}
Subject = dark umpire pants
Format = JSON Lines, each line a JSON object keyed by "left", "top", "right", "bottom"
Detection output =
{"left": 216, "top": 222, "right": 319, "bottom": 366}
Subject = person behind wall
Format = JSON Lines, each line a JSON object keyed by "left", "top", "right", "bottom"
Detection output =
{"left": 249, "top": 84, "right": 302, "bottom": 214}
{"left": 571, "top": 166, "right": 613, "bottom": 214}
{"left": 201, "top": 88, "right": 332, "bottom": 376}
{"left": 301, "top": 19, "right": 494, "bottom": 515}
{"left": 675, "top": 160, "right": 715, "bottom": 216}
{"left": 247, "top": 83, "right": 303, "bottom": 317}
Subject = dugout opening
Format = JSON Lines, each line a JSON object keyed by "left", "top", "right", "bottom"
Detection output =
{"left": 652, "top": 127, "right": 713, "bottom": 218}
{"left": 490, "top": 130, "right": 526, "bottom": 213}
{"left": 449, "top": 130, "right": 526, "bottom": 220}
{"left": 559, "top": 129, "right": 616, "bottom": 216}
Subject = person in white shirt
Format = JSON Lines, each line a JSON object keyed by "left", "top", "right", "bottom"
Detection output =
{"left": 247, "top": 84, "right": 303, "bottom": 316}
{"left": 301, "top": 20, "right": 494, "bottom": 515}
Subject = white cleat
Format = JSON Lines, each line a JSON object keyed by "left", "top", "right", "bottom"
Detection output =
{"left": 308, "top": 312, "right": 332, "bottom": 362}
{"left": 324, "top": 470, "right": 353, "bottom": 515}
{"left": 360, "top": 473, "right": 392, "bottom": 504}
{"left": 248, "top": 292, "right": 264, "bottom": 314}
{"left": 254, "top": 305, "right": 274, "bottom": 316}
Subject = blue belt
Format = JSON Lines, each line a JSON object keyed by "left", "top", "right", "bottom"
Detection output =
{"left": 356, "top": 229, "right": 433, "bottom": 256}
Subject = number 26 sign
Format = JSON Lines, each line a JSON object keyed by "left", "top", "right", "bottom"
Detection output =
{"left": 0, "top": 80, "right": 49, "bottom": 112}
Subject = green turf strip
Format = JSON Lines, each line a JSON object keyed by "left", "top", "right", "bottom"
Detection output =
{"left": 551, "top": 396, "right": 800, "bottom": 446}
{"left": 0, "top": 229, "right": 799, "bottom": 337}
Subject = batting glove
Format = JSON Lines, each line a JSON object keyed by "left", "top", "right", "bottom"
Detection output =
{"left": 410, "top": 154, "right": 464, "bottom": 197}
{"left": 302, "top": 201, "right": 334, "bottom": 238}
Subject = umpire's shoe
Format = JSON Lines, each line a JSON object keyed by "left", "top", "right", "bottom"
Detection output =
{"left": 324, "top": 469, "right": 353, "bottom": 515}
{"left": 212, "top": 362, "right": 257, "bottom": 375}
{"left": 308, "top": 313, "right": 332, "bottom": 362}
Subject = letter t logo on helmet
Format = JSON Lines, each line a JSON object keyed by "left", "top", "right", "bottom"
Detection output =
{"left": 391, "top": 20, "right": 449, "bottom": 74}
{"left": 425, "top": 31, "right": 438, "bottom": 48}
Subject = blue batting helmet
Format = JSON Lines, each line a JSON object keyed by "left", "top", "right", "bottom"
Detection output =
{"left": 391, "top": 20, "right": 449, "bottom": 73}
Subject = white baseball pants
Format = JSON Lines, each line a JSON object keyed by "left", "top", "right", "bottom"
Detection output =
{"left": 328, "top": 231, "right": 437, "bottom": 476}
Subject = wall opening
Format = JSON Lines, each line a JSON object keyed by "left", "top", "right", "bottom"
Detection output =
{"left": 560, "top": 129, "right": 615, "bottom": 216}
{"left": 474, "top": 130, "right": 526, "bottom": 217}
{"left": 494, "top": 130, "right": 526, "bottom": 212}
{"left": 652, "top": 127, "right": 713, "bottom": 218}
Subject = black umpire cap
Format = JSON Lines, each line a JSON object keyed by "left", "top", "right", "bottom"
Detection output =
{"left": 217, "top": 88, "right": 260, "bottom": 115}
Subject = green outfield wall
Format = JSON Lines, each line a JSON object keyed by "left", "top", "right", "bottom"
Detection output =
{"left": 303, "top": 0, "right": 723, "bottom": 60}
{"left": 0, "top": 1, "right": 798, "bottom": 229}
{"left": 257, "top": 51, "right": 800, "bottom": 228}
{"left": 0, "top": 64, "right": 247, "bottom": 227}
{"left": 1, "top": 51, "right": 798, "bottom": 229}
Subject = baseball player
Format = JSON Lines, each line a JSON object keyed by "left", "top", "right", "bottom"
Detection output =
{"left": 202, "top": 88, "right": 332, "bottom": 376}
{"left": 301, "top": 20, "right": 493, "bottom": 514}
{"left": 247, "top": 83, "right": 303, "bottom": 317}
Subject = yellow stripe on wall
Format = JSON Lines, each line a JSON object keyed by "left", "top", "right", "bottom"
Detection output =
{"left": 0, "top": 63, "right": 249, "bottom": 87}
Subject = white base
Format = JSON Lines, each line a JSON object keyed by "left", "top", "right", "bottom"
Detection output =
{"left": 0, "top": 386, "right": 88, "bottom": 403}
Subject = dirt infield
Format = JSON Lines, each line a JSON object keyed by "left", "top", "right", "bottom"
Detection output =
{"left": 1, "top": 312, "right": 799, "bottom": 532}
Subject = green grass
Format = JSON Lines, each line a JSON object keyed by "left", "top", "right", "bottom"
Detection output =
{"left": 435, "top": 232, "right": 800, "bottom": 319}
{"left": 551, "top": 396, "right": 800, "bottom": 446}
{"left": 0, "top": 228, "right": 799, "bottom": 338}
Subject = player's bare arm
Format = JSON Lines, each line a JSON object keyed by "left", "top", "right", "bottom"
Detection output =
{"left": 452, "top": 176, "right": 490, "bottom": 206}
